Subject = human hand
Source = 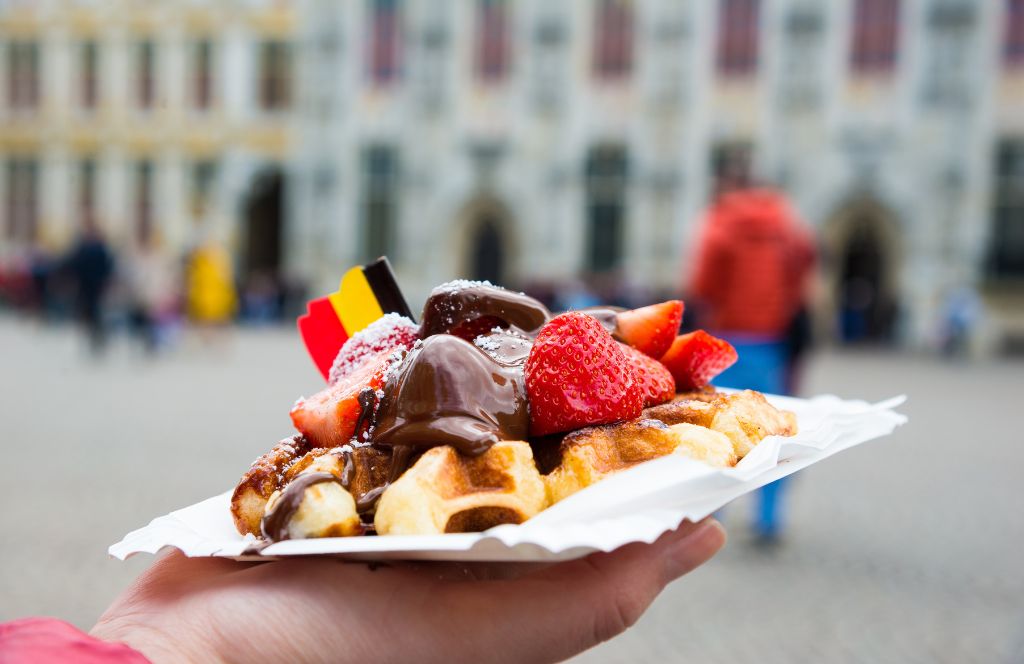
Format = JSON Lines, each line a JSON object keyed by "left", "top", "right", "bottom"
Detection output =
{"left": 91, "top": 518, "right": 725, "bottom": 663}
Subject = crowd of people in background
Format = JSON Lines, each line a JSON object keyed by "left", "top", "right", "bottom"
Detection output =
{"left": 0, "top": 228, "right": 302, "bottom": 356}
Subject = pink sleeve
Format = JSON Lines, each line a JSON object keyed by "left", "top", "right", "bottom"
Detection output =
{"left": 0, "top": 618, "right": 150, "bottom": 664}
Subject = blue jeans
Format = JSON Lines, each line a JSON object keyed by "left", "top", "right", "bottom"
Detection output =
{"left": 714, "top": 336, "right": 789, "bottom": 538}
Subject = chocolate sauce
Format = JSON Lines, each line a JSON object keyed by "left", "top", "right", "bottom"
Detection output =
{"left": 353, "top": 388, "right": 378, "bottom": 441}
{"left": 420, "top": 282, "right": 550, "bottom": 338}
{"left": 260, "top": 472, "right": 343, "bottom": 542}
{"left": 371, "top": 333, "right": 530, "bottom": 475}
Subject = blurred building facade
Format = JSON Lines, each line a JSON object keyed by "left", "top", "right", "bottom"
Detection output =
{"left": 2, "top": 0, "right": 1023, "bottom": 350}
{"left": 0, "top": 0, "right": 296, "bottom": 288}
{"left": 290, "top": 0, "right": 1024, "bottom": 351}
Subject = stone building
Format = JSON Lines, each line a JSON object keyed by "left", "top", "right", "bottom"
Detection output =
{"left": 0, "top": 0, "right": 297, "bottom": 287}
{"left": 290, "top": 0, "right": 1024, "bottom": 349}
{"left": 2, "top": 0, "right": 1022, "bottom": 349}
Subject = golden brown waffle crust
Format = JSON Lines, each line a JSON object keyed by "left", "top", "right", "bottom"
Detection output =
{"left": 230, "top": 388, "right": 797, "bottom": 539}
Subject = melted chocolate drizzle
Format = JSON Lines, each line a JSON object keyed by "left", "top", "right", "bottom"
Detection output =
{"left": 261, "top": 472, "right": 344, "bottom": 542}
{"left": 420, "top": 283, "right": 551, "bottom": 338}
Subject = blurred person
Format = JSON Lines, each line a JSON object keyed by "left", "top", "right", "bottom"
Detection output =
{"left": 64, "top": 221, "right": 115, "bottom": 354}
{"left": 241, "top": 270, "right": 282, "bottom": 324}
{"left": 125, "top": 236, "right": 181, "bottom": 354}
{"left": 939, "top": 284, "right": 983, "bottom": 358}
{"left": 688, "top": 169, "right": 815, "bottom": 544}
{"left": 185, "top": 240, "right": 237, "bottom": 334}
{"left": 27, "top": 240, "right": 56, "bottom": 320}
{"left": 0, "top": 520, "right": 724, "bottom": 663}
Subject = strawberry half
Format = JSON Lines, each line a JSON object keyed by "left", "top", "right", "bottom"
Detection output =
{"left": 616, "top": 300, "right": 684, "bottom": 359}
{"left": 328, "top": 313, "right": 419, "bottom": 385}
{"left": 292, "top": 350, "right": 392, "bottom": 448}
{"left": 659, "top": 330, "right": 738, "bottom": 391}
{"left": 525, "top": 312, "right": 643, "bottom": 436}
{"left": 618, "top": 343, "right": 675, "bottom": 407}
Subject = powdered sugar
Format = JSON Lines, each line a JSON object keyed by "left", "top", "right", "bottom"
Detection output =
{"left": 328, "top": 314, "right": 419, "bottom": 385}
{"left": 432, "top": 279, "right": 494, "bottom": 295}
{"left": 473, "top": 336, "right": 501, "bottom": 352}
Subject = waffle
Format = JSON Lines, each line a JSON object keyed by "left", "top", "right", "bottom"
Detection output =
{"left": 543, "top": 420, "right": 737, "bottom": 505}
{"left": 374, "top": 440, "right": 547, "bottom": 535}
{"left": 230, "top": 435, "right": 390, "bottom": 537}
{"left": 231, "top": 390, "right": 796, "bottom": 539}
{"left": 642, "top": 389, "right": 798, "bottom": 458}
{"left": 261, "top": 453, "right": 363, "bottom": 539}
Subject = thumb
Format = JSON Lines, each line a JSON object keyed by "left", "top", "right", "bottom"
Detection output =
{"left": 444, "top": 518, "right": 726, "bottom": 664}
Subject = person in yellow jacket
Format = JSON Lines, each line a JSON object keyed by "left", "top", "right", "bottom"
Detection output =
{"left": 185, "top": 242, "right": 237, "bottom": 325}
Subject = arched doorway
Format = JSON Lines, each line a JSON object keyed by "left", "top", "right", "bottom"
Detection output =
{"left": 242, "top": 166, "right": 285, "bottom": 280}
{"left": 469, "top": 216, "right": 505, "bottom": 284}
{"left": 240, "top": 166, "right": 286, "bottom": 321}
{"left": 823, "top": 199, "right": 900, "bottom": 344}
{"left": 456, "top": 196, "right": 515, "bottom": 286}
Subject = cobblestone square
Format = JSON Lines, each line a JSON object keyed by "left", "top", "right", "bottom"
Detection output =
{"left": 1, "top": 319, "right": 1021, "bottom": 663}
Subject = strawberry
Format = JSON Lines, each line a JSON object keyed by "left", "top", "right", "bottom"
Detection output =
{"left": 618, "top": 343, "right": 675, "bottom": 407}
{"left": 525, "top": 312, "right": 643, "bottom": 436}
{"left": 615, "top": 300, "right": 684, "bottom": 359}
{"left": 659, "top": 330, "right": 738, "bottom": 391}
{"left": 292, "top": 350, "right": 392, "bottom": 448}
{"left": 328, "top": 313, "right": 419, "bottom": 385}
{"left": 448, "top": 315, "right": 506, "bottom": 343}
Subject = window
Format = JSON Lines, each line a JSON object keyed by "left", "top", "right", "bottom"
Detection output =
{"left": 780, "top": 9, "right": 822, "bottom": 107}
{"left": 533, "top": 15, "right": 566, "bottom": 109}
{"left": 716, "top": 0, "right": 759, "bottom": 76}
{"left": 259, "top": 41, "right": 292, "bottom": 110}
{"left": 134, "top": 160, "right": 154, "bottom": 244}
{"left": 81, "top": 41, "right": 99, "bottom": 110}
{"left": 137, "top": 40, "right": 156, "bottom": 109}
{"left": 585, "top": 146, "right": 628, "bottom": 273}
{"left": 193, "top": 39, "right": 214, "bottom": 110}
{"left": 476, "top": 0, "right": 510, "bottom": 82}
{"left": 988, "top": 140, "right": 1024, "bottom": 278}
{"left": 190, "top": 160, "right": 217, "bottom": 217}
{"left": 923, "top": 4, "right": 974, "bottom": 105}
{"left": 1006, "top": 0, "right": 1024, "bottom": 66}
{"left": 851, "top": 0, "right": 900, "bottom": 74}
{"left": 593, "top": 0, "right": 633, "bottom": 79}
{"left": 78, "top": 158, "right": 97, "bottom": 229}
{"left": 4, "top": 158, "right": 38, "bottom": 241}
{"left": 361, "top": 146, "right": 399, "bottom": 260}
{"left": 7, "top": 42, "right": 40, "bottom": 110}
{"left": 368, "top": 0, "right": 402, "bottom": 85}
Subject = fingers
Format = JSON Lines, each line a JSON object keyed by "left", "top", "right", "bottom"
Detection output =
{"left": 439, "top": 518, "right": 726, "bottom": 664}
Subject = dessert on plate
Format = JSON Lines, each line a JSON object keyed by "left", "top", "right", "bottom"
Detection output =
{"left": 231, "top": 278, "right": 796, "bottom": 542}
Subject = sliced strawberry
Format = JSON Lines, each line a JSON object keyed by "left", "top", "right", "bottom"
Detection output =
{"left": 448, "top": 315, "right": 507, "bottom": 342}
{"left": 618, "top": 343, "right": 675, "bottom": 407}
{"left": 659, "top": 330, "right": 738, "bottom": 391}
{"left": 525, "top": 312, "right": 643, "bottom": 436}
{"left": 616, "top": 300, "right": 684, "bottom": 359}
{"left": 328, "top": 313, "right": 419, "bottom": 385}
{"left": 292, "top": 350, "right": 392, "bottom": 448}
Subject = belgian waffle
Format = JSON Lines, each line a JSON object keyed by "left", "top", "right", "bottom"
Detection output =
{"left": 230, "top": 389, "right": 796, "bottom": 540}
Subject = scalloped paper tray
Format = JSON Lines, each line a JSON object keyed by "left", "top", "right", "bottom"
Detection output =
{"left": 110, "top": 393, "right": 907, "bottom": 563}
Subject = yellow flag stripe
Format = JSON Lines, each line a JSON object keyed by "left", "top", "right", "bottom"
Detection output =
{"left": 328, "top": 266, "right": 385, "bottom": 335}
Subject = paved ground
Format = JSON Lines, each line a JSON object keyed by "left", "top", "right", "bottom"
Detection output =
{"left": 1, "top": 316, "right": 1021, "bottom": 663}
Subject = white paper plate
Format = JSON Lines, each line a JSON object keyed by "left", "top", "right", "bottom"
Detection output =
{"left": 110, "top": 393, "right": 907, "bottom": 563}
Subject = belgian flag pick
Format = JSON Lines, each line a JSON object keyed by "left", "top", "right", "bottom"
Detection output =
{"left": 298, "top": 257, "right": 414, "bottom": 380}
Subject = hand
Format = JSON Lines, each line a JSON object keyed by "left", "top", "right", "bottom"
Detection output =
{"left": 91, "top": 519, "right": 725, "bottom": 663}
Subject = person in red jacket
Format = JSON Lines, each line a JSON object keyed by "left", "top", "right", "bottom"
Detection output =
{"left": 689, "top": 176, "right": 816, "bottom": 543}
